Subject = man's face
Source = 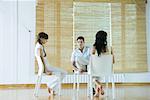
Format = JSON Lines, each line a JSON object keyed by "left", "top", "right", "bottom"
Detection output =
{"left": 77, "top": 39, "right": 85, "bottom": 49}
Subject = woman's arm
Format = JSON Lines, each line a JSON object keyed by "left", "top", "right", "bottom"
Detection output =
{"left": 36, "top": 48, "right": 52, "bottom": 75}
{"left": 39, "top": 48, "right": 52, "bottom": 75}
{"left": 111, "top": 47, "right": 115, "bottom": 64}
{"left": 36, "top": 48, "right": 45, "bottom": 75}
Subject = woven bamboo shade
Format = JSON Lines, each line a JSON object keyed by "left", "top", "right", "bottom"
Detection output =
{"left": 73, "top": 0, "right": 147, "bottom": 73}
{"left": 36, "top": 0, "right": 73, "bottom": 73}
{"left": 36, "top": 0, "right": 147, "bottom": 73}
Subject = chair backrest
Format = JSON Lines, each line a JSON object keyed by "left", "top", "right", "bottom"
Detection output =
{"left": 88, "top": 55, "right": 113, "bottom": 77}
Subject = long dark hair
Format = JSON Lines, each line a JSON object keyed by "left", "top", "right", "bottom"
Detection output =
{"left": 93, "top": 30, "right": 107, "bottom": 56}
{"left": 37, "top": 32, "right": 48, "bottom": 45}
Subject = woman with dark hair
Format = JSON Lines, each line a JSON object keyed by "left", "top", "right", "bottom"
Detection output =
{"left": 92, "top": 30, "right": 108, "bottom": 56}
{"left": 35, "top": 32, "right": 67, "bottom": 95}
{"left": 91, "top": 30, "right": 115, "bottom": 97}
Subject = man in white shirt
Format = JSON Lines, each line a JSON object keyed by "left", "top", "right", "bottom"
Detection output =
{"left": 71, "top": 36, "right": 90, "bottom": 73}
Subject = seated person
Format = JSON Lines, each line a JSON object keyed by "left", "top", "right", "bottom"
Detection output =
{"left": 91, "top": 30, "right": 115, "bottom": 97}
{"left": 35, "top": 32, "right": 67, "bottom": 95}
{"left": 71, "top": 36, "right": 90, "bottom": 74}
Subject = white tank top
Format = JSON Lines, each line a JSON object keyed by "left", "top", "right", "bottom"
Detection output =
{"left": 35, "top": 42, "right": 50, "bottom": 71}
{"left": 35, "top": 42, "right": 46, "bottom": 57}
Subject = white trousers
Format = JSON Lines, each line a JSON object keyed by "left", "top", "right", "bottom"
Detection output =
{"left": 45, "top": 63, "right": 67, "bottom": 92}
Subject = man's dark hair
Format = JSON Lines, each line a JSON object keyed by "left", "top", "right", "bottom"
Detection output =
{"left": 77, "top": 36, "right": 84, "bottom": 42}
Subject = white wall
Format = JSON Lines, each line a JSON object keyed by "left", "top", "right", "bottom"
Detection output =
{"left": 0, "top": 1, "right": 18, "bottom": 84}
{"left": 0, "top": 0, "right": 36, "bottom": 84}
{"left": 17, "top": 0, "right": 36, "bottom": 84}
{"left": 0, "top": 0, "right": 150, "bottom": 84}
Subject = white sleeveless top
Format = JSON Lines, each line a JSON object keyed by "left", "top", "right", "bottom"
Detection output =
{"left": 35, "top": 42, "right": 50, "bottom": 73}
{"left": 35, "top": 42, "right": 45, "bottom": 57}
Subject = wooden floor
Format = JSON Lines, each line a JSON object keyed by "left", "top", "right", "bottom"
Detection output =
{"left": 0, "top": 85, "right": 150, "bottom": 100}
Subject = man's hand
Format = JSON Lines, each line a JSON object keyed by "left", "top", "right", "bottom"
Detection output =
{"left": 79, "top": 68, "right": 84, "bottom": 73}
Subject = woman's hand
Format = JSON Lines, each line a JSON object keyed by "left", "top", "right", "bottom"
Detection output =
{"left": 111, "top": 47, "right": 115, "bottom": 64}
{"left": 45, "top": 71, "right": 52, "bottom": 75}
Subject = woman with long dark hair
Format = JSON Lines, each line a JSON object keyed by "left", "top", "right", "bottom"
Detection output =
{"left": 91, "top": 30, "right": 115, "bottom": 97}
{"left": 35, "top": 32, "right": 67, "bottom": 95}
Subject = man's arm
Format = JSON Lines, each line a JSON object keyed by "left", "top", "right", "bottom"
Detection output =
{"left": 71, "top": 51, "right": 79, "bottom": 72}
{"left": 72, "top": 61, "right": 78, "bottom": 71}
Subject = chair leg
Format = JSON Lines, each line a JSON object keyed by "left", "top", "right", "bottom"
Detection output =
{"left": 90, "top": 75, "right": 93, "bottom": 99}
{"left": 55, "top": 73, "right": 62, "bottom": 96}
{"left": 34, "top": 75, "right": 42, "bottom": 97}
{"left": 122, "top": 74, "right": 125, "bottom": 82}
{"left": 106, "top": 79, "right": 109, "bottom": 97}
{"left": 58, "top": 76, "right": 61, "bottom": 96}
{"left": 87, "top": 75, "right": 90, "bottom": 97}
{"left": 112, "top": 76, "right": 115, "bottom": 99}
{"left": 73, "top": 73, "right": 76, "bottom": 90}
{"left": 77, "top": 74, "right": 79, "bottom": 91}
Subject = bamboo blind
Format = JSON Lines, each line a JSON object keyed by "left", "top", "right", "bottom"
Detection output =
{"left": 73, "top": 0, "right": 147, "bottom": 73}
{"left": 73, "top": 2, "right": 111, "bottom": 48}
{"left": 112, "top": 0, "right": 147, "bottom": 72}
{"left": 36, "top": 0, "right": 73, "bottom": 73}
{"left": 36, "top": 0, "right": 147, "bottom": 73}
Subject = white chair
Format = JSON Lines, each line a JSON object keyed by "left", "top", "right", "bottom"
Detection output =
{"left": 87, "top": 55, "right": 115, "bottom": 99}
{"left": 73, "top": 71, "right": 87, "bottom": 92}
{"left": 73, "top": 57, "right": 89, "bottom": 91}
{"left": 34, "top": 56, "right": 61, "bottom": 97}
{"left": 73, "top": 71, "right": 80, "bottom": 91}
